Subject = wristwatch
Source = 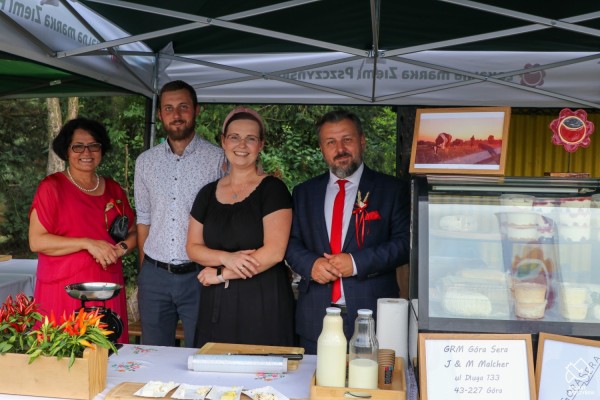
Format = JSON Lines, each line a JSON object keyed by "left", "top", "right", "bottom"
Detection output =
{"left": 216, "top": 267, "right": 229, "bottom": 288}
{"left": 117, "top": 242, "right": 128, "bottom": 256}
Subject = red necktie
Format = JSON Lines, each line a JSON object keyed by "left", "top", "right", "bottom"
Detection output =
{"left": 330, "top": 179, "right": 347, "bottom": 302}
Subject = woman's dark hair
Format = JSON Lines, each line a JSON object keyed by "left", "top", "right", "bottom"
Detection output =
{"left": 51, "top": 118, "right": 112, "bottom": 161}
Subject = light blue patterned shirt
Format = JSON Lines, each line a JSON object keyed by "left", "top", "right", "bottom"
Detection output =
{"left": 134, "top": 135, "right": 225, "bottom": 264}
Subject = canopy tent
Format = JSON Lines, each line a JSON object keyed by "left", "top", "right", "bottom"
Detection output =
{"left": 2, "top": 0, "right": 600, "bottom": 109}
{"left": 0, "top": 53, "right": 136, "bottom": 98}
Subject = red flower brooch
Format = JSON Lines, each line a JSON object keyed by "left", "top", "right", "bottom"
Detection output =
{"left": 352, "top": 191, "right": 381, "bottom": 248}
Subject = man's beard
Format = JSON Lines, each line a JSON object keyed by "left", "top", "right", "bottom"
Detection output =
{"left": 330, "top": 156, "right": 361, "bottom": 178}
{"left": 164, "top": 120, "right": 196, "bottom": 141}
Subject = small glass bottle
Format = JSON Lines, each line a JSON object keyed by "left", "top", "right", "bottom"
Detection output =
{"left": 316, "top": 307, "right": 347, "bottom": 387}
{"left": 348, "top": 309, "right": 379, "bottom": 389}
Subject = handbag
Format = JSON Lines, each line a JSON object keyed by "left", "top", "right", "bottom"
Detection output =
{"left": 105, "top": 199, "right": 129, "bottom": 242}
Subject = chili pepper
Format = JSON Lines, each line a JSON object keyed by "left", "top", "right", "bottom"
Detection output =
{"left": 78, "top": 339, "right": 94, "bottom": 348}
{"left": 49, "top": 311, "right": 56, "bottom": 327}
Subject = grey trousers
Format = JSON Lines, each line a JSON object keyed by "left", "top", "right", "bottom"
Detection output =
{"left": 137, "top": 258, "right": 201, "bottom": 347}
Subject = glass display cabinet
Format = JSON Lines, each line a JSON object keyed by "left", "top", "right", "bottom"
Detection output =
{"left": 412, "top": 175, "right": 600, "bottom": 336}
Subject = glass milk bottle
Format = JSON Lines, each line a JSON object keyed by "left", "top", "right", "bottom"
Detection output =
{"left": 348, "top": 309, "right": 379, "bottom": 389}
{"left": 316, "top": 307, "right": 347, "bottom": 387}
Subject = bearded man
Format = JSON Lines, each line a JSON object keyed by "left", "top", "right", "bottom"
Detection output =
{"left": 285, "top": 109, "right": 410, "bottom": 354}
{"left": 134, "top": 80, "right": 225, "bottom": 346}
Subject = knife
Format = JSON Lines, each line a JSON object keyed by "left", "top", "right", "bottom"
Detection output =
{"left": 226, "top": 352, "right": 304, "bottom": 360}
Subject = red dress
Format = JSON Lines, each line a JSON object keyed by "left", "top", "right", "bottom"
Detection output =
{"left": 30, "top": 172, "right": 134, "bottom": 343}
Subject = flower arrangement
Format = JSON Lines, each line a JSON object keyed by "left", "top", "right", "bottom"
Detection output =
{"left": 352, "top": 191, "right": 381, "bottom": 248}
{"left": 0, "top": 293, "right": 116, "bottom": 368}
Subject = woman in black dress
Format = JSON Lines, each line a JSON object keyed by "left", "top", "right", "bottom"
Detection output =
{"left": 186, "top": 107, "right": 295, "bottom": 347}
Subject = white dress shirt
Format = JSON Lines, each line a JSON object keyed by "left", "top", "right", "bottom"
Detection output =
{"left": 324, "top": 163, "right": 364, "bottom": 304}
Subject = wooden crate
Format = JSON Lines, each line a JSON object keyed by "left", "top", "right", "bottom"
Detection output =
{"left": 198, "top": 342, "right": 305, "bottom": 371}
{"left": 310, "top": 357, "right": 406, "bottom": 400}
{"left": 0, "top": 346, "right": 108, "bottom": 399}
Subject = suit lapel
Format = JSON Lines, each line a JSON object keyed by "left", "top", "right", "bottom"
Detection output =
{"left": 314, "top": 174, "right": 331, "bottom": 248}
{"left": 342, "top": 166, "right": 376, "bottom": 251}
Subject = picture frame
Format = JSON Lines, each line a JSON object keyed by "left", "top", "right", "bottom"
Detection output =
{"left": 418, "top": 332, "right": 535, "bottom": 400}
{"left": 409, "top": 106, "right": 511, "bottom": 175}
{"left": 536, "top": 332, "right": 600, "bottom": 400}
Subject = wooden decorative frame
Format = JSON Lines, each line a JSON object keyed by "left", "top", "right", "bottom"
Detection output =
{"left": 418, "top": 333, "right": 535, "bottom": 400}
{"left": 536, "top": 332, "right": 600, "bottom": 400}
{"left": 409, "top": 106, "right": 511, "bottom": 175}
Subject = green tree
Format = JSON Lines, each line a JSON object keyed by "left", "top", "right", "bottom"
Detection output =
{"left": 0, "top": 98, "right": 398, "bottom": 286}
{"left": 79, "top": 96, "right": 147, "bottom": 283}
{"left": 0, "top": 99, "right": 48, "bottom": 256}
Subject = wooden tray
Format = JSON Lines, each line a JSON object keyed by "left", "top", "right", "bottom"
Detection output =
{"left": 106, "top": 383, "right": 151, "bottom": 400}
{"left": 310, "top": 357, "right": 406, "bottom": 400}
{"left": 198, "top": 342, "right": 304, "bottom": 371}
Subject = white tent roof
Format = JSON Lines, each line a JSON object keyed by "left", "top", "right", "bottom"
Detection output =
{"left": 2, "top": 0, "right": 600, "bottom": 108}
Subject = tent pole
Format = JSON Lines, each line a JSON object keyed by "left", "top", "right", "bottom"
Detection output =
{"left": 396, "top": 106, "right": 416, "bottom": 178}
{"left": 147, "top": 53, "right": 160, "bottom": 149}
{"left": 144, "top": 98, "right": 153, "bottom": 151}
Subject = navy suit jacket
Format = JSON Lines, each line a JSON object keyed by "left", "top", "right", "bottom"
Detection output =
{"left": 285, "top": 165, "right": 410, "bottom": 342}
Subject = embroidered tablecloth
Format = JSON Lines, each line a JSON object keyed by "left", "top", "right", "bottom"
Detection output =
{"left": 101, "top": 344, "right": 316, "bottom": 400}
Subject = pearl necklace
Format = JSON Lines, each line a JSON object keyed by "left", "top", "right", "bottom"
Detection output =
{"left": 66, "top": 167, "right": 100, "bottom": 193}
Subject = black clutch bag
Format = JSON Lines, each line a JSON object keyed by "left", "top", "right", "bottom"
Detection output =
{"left": 108, "top": 214, "right": 129, "bottom": 243}
{"left": 105, "top": 199, "right": 129, "bottom": 242}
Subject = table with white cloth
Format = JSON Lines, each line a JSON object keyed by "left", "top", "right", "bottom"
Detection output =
{"left": 0, "top": 344, "right": 423, "bottom": 400}
{"left": 0, "top": 344, "right": 316, "bottom": 400}
{"left": 0, "top": 273, "right": 34, "bottom": 301}
{"left": 0, "top": 258, "right": 37, "bottom": 296}
{"left": 100, "top": 344, "right": 316, "bottom": 400}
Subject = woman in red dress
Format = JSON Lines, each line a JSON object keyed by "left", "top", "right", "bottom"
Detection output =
{"left": 29, "top": 118, "right": 136, "bottom": 343}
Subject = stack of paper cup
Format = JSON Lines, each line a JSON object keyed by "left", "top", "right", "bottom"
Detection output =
{"left": 377, "top": 349, "right": 395, "bottom": 389}
{"left": 514, "top": 282, "right": 547, "bottom": 319}
{"left": 560, "top": 283, "right": 590, "bottom": 320}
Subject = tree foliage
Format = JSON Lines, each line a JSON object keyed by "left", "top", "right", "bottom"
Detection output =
{"left": 0, "top": 99, "right": 48, "bottom": 256}
{"left": 0, "top": 97, "right": 398, "bottom": 285}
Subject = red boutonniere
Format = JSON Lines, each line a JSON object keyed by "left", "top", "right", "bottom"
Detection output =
{"left": 352, "top": 191, "right": 381, "bottom": 248}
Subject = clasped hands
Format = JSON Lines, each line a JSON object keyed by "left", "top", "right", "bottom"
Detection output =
{"left": 311, "top": 252, "right": 352, "bottom": 284}
{"left": 197, "top": 249, "right": 259, "bottom": 286}
{"left": 89, "top": 239, "right": 124, "bottom": 270}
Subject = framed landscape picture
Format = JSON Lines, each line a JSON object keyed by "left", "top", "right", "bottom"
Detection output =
{"left": 409, "top": 106, "right": 511, "bottom": 175}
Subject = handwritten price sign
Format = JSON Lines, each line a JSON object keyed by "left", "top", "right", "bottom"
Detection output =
{"left": 419, "top": 333, "right": 535, "bottom": 400}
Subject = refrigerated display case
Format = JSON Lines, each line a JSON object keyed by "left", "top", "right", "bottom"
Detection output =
{"left": 412, "top": 174, "right": 600, "bottom": 336}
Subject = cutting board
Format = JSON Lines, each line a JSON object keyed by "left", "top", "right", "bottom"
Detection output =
{"left": 198, "top": 342, "right": 304, "bottom": 371}
{"left": 106, "top": 382, "right": 153, "bottom": 400}
{"left": 105, "top": 382, "right": 255, "bottom": 400}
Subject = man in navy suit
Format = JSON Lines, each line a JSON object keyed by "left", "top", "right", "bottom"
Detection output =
{"left": 285, "top": 109, "right": 410, "bottom": 354}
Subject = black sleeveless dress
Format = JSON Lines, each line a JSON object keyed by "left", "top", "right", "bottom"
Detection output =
{"left": 190, "top": 176, "right": 295, "bottom": 347}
